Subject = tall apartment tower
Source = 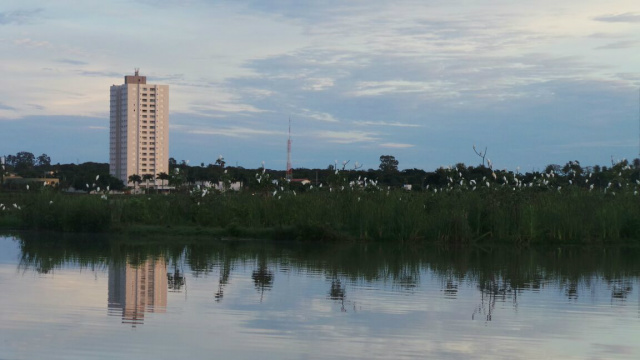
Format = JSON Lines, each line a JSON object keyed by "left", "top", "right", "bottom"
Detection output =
{"left": 110, "top": 70, "right": 169, "bottom": 186}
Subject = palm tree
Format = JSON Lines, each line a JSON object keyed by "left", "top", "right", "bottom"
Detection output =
{"left": 128, "top": 174, "right": 142, "bottom": 194}
{"left": 156, "top": 172, "right": 169, "bottom": 192}
{"left": 142, "top": 174, "right": 154, "bottom": 194}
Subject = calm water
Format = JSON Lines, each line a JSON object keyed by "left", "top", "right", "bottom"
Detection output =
{"left": 1, "top": 233, "right": 640, "bottom": 359}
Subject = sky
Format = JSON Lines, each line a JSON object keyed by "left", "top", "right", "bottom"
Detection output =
{"left": 1, "top": 0, "right": 640, "bottom": 172}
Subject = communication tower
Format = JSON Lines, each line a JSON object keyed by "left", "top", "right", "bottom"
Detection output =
{"left": 286, "top": 118, "right": 293, "bottom": 180}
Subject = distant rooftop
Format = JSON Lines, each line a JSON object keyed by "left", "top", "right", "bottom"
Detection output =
{"left": 124, "top": 68, "right": 146, "bottom": 84}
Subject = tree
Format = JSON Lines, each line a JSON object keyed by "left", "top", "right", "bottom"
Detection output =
{"left": 215, "top": 155, "right": 226, "bottom": 168}
{"left": 14, "top": 151, "right": 36, "bottom": 173}
{"left": 142, "top": 174, "right": 154, "bottom": 193}
{"left": 36, "top": 153, "right": 51, "bottom": 167}
{"left": 379, "top": 155, "right": 399, "bottom": 173}
{"left": 473, "top": 145, "right": 488, "bottom": 167}
{"left": 128, "top": 174, "right": 142, "bottom": 193}
{"left": 156, "top": 172, "right": 170, "bottom": 191}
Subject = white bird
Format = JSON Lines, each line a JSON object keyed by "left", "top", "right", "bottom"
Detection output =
{"left": 26, "top": 185, "right": 29, "bottom": 190}
{"left": 96, "top": 175, "right": 100, "bottom": 181}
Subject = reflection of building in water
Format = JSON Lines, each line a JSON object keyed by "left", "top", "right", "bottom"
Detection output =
{"left": 108, "top": 257, "right": 167, "bottom": 326}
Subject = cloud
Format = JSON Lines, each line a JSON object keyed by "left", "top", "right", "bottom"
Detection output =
{"left": 315, "top": 130, "right": 379, "bottom": 143}
{"left": 302, "top": 77, "right": 335, "bottom": 91}
{"left": 354, "top": 121, "right": 421, "bottom": 128}
{"left": 595, "top": 40, "right": 640, "bottom": 50}
{"left": 78, "top": 70, "right": 123, "bottom": 78}
{"left": 56, "top": 59, "right": 88, "bottom": 66}
{"left": 26, "top": 104, "right": 45, "bottom": 111}
{"left": 0, "top": 103, "right": 16, "bottom": 111}
{"left": 379, "top": 143, "right": 415, "bottom": 148}
{"left": 297, "top": 108, "right": 339, "bottom": 122}
{"left": 13, "top": 38, "right": 50, "bottom": 48}
{"left": 594, "top": 13, "right": 640, "bottom": 23}
{"left": 186, "top": 127, "right": 282, "bottom": 138}
{"left": 0, "top": 9, "right": 42, "bottom": 25}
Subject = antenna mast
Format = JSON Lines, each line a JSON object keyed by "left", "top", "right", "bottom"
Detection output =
{"left": 286, "top": 117, "right": 293, "bottom": 180}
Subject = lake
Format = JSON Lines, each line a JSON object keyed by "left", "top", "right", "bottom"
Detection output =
{"left": 1, "top": 232, "right": 640, "bottom": 359}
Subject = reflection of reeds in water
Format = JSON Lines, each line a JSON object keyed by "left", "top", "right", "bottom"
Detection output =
{"left": 13, "top": 233, "right": 640, "bottom": 319}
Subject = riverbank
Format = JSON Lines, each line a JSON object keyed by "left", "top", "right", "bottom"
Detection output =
{"left": 2, "top": 188, "right": 640, "bottom": 244}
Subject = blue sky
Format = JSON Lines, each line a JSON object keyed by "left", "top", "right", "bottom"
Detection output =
{"left": 1, "top": 0, "right": 639, "bottom": 171}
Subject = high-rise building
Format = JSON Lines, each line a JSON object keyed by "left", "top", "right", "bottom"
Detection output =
{"left": 110, "top": 70, "right": 169, "bottom": 186}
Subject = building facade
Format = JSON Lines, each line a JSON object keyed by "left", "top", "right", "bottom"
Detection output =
{"left": 109, "top": 70, "right": 169, "bottom": 186}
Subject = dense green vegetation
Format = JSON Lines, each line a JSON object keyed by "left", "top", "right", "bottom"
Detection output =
{"left": 3, "top": 151, "right": 640, "bottom": 243}
{"left": 2, "top": 179, "right": 640, "bottom": 243}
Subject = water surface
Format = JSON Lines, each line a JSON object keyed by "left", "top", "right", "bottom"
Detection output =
{"left": 1, "top": 233, "right": 639, "bottom": 359}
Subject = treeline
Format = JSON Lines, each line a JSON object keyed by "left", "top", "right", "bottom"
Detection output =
{"left": 4, "top": 151, "right": 640, "bottom": 193}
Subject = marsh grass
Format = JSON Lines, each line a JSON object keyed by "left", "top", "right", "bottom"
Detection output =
{"left": 2, "top": 187, "right": 640, "bottom": 243}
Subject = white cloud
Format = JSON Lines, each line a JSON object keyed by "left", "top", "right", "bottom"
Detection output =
{"left": 354, "top": 121, "right": 421, "bottom": 128}
{"left": 187, "top": 127, "right": 283, "bottom": 138}
{"left": 315, "top": 130, "right": 379, "bottom": 143}
{"left": 13, "top": 38, "right": 50, "bottom": 47}
{"left": 379, "top": 143, "right": 415, "bottom": 148}
{"left": 297, "top": 108, "right": 339, "bottom": 122}
{"left": 594, "top": 13, "right": 640, "bottom": 23}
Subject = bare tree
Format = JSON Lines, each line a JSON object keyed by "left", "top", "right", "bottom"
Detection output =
{"left": 473, "top": 145, "right": 488, "bottom": 167}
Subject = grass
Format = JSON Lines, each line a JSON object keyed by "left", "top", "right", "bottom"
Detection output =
{"left": 2, "top": 184, "right": 640, "bottom": 244}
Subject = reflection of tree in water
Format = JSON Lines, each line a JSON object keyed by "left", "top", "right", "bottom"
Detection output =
{"left": 610, "top": 279, "right": 633, "bottom": 301}
{"left": 167, "top": 262, "right": 185, "bottom": 292}
{"left": 473, "top": 277, "right": 516, "bottom": 322}
{"left": 565, "top": 280, "right": 579, "bottom": 301}
{"left": 12, "top": 234, "right": 640, "bottom": 319}
{"left": 215, "top": 259, "right": 232, "bottom": 302}
{"left": 328, "top": 278, "right": 347, "bottom": 312}
{"left": 327, "top": 278, "right": 359, "bottom": 312}
{"left": 252, "top": 260, "right": 273, "bottom": 302}
{"left": 443, "top": 279, "right": 458, "bottom": 298}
